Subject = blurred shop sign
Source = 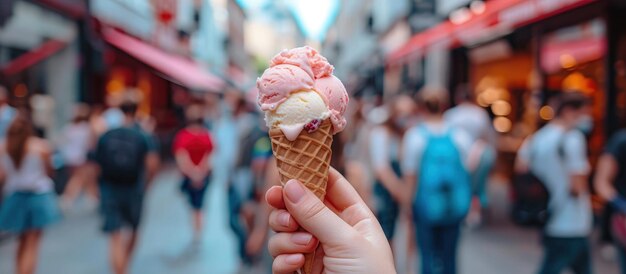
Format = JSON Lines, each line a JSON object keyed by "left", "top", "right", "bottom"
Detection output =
{"left": 540, "top": 19, "right": 606, "bottom": 73}
{"left": 469, "top": 40, "right": 513, "bottom": 64}
{"left": 152, "top": 0, "right": 177, "bottom": 25}
{"left": 388, "top": 0, "right": 597, "bottom": 66}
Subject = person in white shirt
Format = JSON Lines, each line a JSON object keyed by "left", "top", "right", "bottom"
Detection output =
{"left": 60, "top": 104, "right": 98, "bottom": 208}
{"left": 516, "top": 92, "right": 593, "bottom": 274}
{"left": 444, "top": 84, "right": 496, "bottom": 226}
{"left": 369, "top": 94, "right": 416, "bottom": 241}
{"left": 0, "top": 114, "right": 60, "bottom": 274}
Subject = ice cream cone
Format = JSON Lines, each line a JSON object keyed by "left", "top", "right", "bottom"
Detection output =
{"left": 269, "top": 119, "right": 333, "bottom": 274}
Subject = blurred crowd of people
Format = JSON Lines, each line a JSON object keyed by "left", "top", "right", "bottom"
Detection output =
{"left": 1, "top": 80, "right": 626, "bottom": 274}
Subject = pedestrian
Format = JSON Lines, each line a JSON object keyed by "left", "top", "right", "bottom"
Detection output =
{"left": 102, "top": 92, "right": 124, "bottom": 131}
{"left": 95, "top": 101, "right": 159, "bottom": 274}
{"left": 0, "top": 113, "right": 61, "bottom": 274}
{"left": 402, "top": 87, "right": 474, "bottom": 274}
{"left": 173, "top": 103, "right": 214, "bottom": 242}
{"left": 594, "top": 129, "right": 626, "bottom": 274}
{"left": 0, "top": 85, "right": 16, "bottom": 140}
{"left": 227, "top": 111, "right": 272, "bottom": 267}
{"left": 59, "top": 103, "right": 98, "bottom": 209}
{"left": 516, "top": 92, "right": 593, "bottom": 274}
{"left": 444, "top": 83, "right": 496, "bottom": 226}
{"left": 370, "top": 94, "right": 415, "bottom": 241}
{"left": 342, "top": 96, "right": 374, "bottom": 208}
{"left": 265, "top": 168, "right": 396, "bottom": 274}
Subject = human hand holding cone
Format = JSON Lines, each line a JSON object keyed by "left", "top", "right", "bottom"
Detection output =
{"left": 258, "top": 46, "right": 349, "bottom": 274}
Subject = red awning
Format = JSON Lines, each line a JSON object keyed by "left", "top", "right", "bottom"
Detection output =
{"left": 541, "top": 36, "right": 605, "bottom": 73}
{"left": 387, "top": 0, "right": 598, "bottom": 66}
{"left": 103, "top": 29, "right": 224, "bottom": 92}
{"left": 0, "top": 40, "right": 67, "bottom": 76}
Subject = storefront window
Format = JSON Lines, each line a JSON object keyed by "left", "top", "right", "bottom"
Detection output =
{"left": 541, "top": 18, "right": 606, "bottom": 164}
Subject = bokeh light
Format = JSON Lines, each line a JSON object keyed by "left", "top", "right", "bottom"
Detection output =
{"left": 540, "top": 105, "right": 555, "bottom": 120}
{"left": 491, "top": 100, "right": 512, "bottom": 116}
{"left": 493, "top": 116, "right": 512, "bottom": 133}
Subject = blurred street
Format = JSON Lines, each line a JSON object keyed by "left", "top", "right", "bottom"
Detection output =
{"left": 2, "top": 0, "right": 626, "bottom": 273}
{"left": 0, "top": 172, "right": 620, "bottom": 274}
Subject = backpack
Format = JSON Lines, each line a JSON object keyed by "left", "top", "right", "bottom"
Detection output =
{"left": 511, "top": 171, "right": 551, "bottom": 227}
{"left": 96, "top": 127, "right": 148, "bottom": 185}
{"left": 510, "top": 136, "right": 562, "bottom": 227}
{"left": 413, "top": 126, "right": 472, "bottom": 225}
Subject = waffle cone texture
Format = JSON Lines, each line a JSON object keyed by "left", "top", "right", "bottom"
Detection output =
{"left": 269, "top": 119, "right": 333, "bottom": 199}
{"left": 269, "top": 119, "right": 333, "bottom": 274}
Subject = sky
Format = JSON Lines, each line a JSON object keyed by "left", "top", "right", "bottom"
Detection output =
{"left": 237, "top": 0, "right": 339, "bottom": 41}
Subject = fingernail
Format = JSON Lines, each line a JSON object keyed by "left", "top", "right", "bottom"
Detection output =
{"left": 285, "top": 179, "right": 305, "bottom": 203}
{"left": 285, "top": 254, "right": 302, "bottom": 265}
{"left": 291, "top": 233, "right": 312, "bottom": 245}
{"left": 278, "top": 211, "right": 291, "bottom": 227}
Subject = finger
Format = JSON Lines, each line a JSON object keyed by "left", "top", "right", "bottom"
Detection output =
{"left": 269, "top": 209, "right": 299, "bottom": 232}
{"left": 326, "top": 168, "right": 375, "bottom": 227}
{"left": 283, "top": 179, "right": 357, "bottom": 245}
{"left": 268, "top": 232, "right": 318, "bottom": 257}
{"left": 272, "top": 254, "right": 304, "bottom": 274}
{"left": 265, "top": 185, "right": 286, "bottom": 209}
{"left": 326, "top": 167, "right": 367, "bottom": 211}
{"left": 311, "top": 245, "right": 325, "bottom": 274}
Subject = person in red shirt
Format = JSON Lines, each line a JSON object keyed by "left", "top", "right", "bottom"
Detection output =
{"left": 173, "top": 104, "right": 214, "bottom": 241}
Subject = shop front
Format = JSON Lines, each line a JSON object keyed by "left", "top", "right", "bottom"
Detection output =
{"left": 0, "top": 0, "right": 82, "bottom": 139}
{"left": 388, "top": 0, "right": 625, "bottom": 178}
{"left": 102, "top": 28, "right": 224, "bottom": 132}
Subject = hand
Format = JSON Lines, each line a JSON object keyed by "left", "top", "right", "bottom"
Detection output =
{"left": 265, "top": 168, "right": 396, "bottom": 274}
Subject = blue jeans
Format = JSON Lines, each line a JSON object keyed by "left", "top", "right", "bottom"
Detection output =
{"left": 414, "top": 220, "right": 460, "bottom": 274}
{"left": 374, "top": 182, "right": 399, "bottom": 240}
{"left": 374, "top": 161, "right": 402, "bottom": 240}
{"left": 538, "top": 236, "right": 591, "bottom": 274}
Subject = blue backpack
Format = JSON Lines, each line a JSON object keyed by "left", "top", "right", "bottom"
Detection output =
{"left": 413, "top": 126, "right": 472, "bottom": 225}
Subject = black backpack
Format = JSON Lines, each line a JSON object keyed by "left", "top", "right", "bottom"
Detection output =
{"left": 96, "top": 127, "right": 148, "bottom": 185}
{"left": 511, "top": 135, "right": 565, "bottom": 228}
{"left": 511, "top": 171, "right": 551, "bottom": 227}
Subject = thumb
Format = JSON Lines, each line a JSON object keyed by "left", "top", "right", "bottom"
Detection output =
{"left": 283, "top": 179, "right": 356, "bottom": 245}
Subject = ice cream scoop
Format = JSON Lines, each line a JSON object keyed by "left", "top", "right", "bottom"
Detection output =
{"left": 314, "top": 75, "right": 349, "bottom": 133}
{"left": 257, "top": 64, "right": 315, "bottom": 111}
{"left": 257, "top": 46, "right": 348, "bottom": 135}
{"left": 265, "top": 90, "right": 330, "bottom": 141}
{"left": 271, "top": 46, "right": 334, "bottom": 79}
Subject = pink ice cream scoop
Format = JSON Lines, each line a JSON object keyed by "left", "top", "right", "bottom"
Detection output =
{"left": 314, "top": 75, "right": 349, "bottom": 134}
{"left": 257, "top": 46, "right": 349, "bottom": 135}
{"left": 271, "top": 46, "right": 334, "bottom": 79}
{"left": 257, "top": 64, "right": 315, "bottom": 111}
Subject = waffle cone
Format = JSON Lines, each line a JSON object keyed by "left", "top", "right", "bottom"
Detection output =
{"left": 269, "top": 119, "right": 333, "bottom": 199}
{"left": 269, "top": 119, "right": 333, "bottom": 274}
